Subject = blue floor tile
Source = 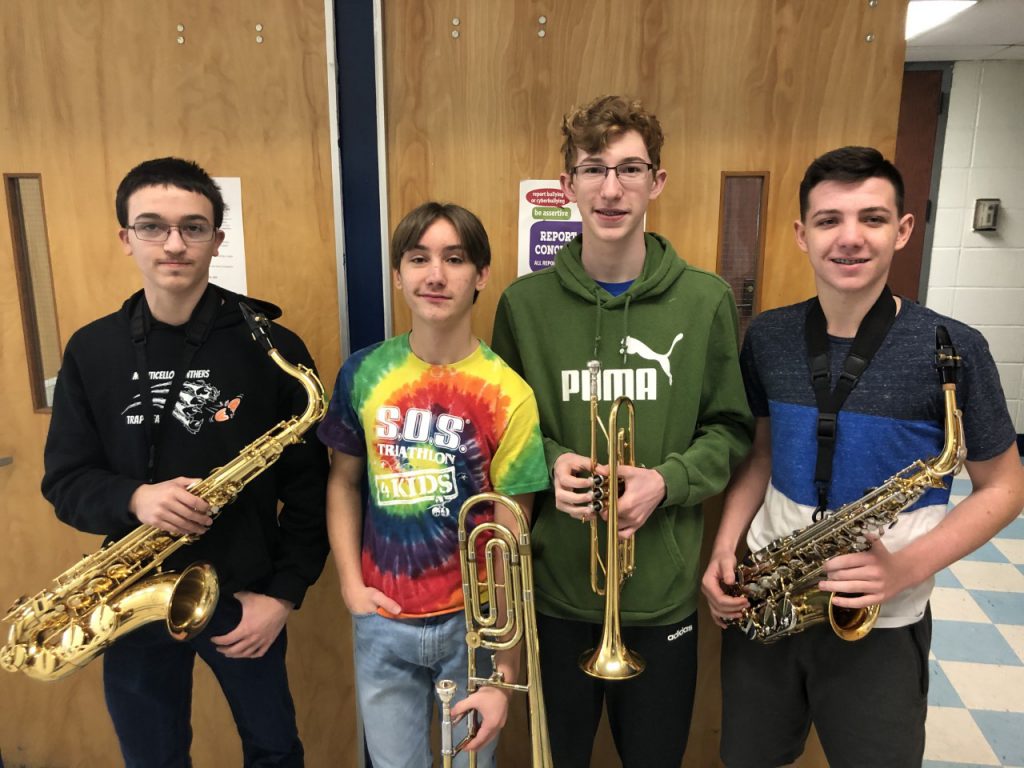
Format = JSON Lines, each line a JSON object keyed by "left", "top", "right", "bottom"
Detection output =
{"left": 963, "top": 541, "right": 1012, "bottom": 563}
{"left": 931, "top": 620, "right": 1022, "bottom": 665}
{"left": 935, "top": 568, "right": 962, "bottom": 587}
{"left": 950, "top": 477, "right": 973, "bottom": 497}
{"left": 923, "top": 762, "right": 1001, "bottom": 768}
{"left": 973, "top": 591, "right": 1024, "bottom": 626}
{"left": 999, "top": 517, "right": 1024, "bottom": 540}
{"left": 972, "top": 710, "right": 1024, "bottom": 766}
{"left": 928, "top": 659, "right": 964, "bottom": 707}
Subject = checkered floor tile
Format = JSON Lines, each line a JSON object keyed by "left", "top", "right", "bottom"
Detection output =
{"left": 923, "top": 474, "right": 1024, "bottom": 768}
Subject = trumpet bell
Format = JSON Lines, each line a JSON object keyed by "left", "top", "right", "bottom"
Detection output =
{"left": 579, "top": 641, "right": 645, "bottom": 680}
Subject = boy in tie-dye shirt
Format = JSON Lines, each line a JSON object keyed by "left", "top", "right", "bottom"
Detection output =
{"left": 319, "top": 202, "right": 548, "bottom": 768}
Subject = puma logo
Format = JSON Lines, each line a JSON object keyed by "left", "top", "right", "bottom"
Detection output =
{"left": 621, "top": 333, "right": 684, "bottom": 384}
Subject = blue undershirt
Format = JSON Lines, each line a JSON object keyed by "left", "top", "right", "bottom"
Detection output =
{"left": 596, "top": 279, "right": 634, "bottom": 297}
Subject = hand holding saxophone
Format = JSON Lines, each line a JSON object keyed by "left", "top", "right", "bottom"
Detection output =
{"left": 701, "top": 550, "right": 748, "bottom": 629}
{"left": 818, "top": 533, "right": 907, "bottom": 610}
{"left": 129, "top": 477, "right": 211, "bottom": 536}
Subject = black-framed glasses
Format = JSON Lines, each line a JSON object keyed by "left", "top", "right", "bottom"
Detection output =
{"left": 571, "top": 162, "right": 655, "bottom": 185}
{"left": 127, "top": 220, "right": 217, "bottom": 243}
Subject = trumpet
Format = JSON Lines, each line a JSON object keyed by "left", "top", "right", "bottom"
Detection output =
{"left": 435, "top": 492, "right": 552, "bottom": 768}
{"left": 579, "top": 360, "right": 645, "bottom": 680}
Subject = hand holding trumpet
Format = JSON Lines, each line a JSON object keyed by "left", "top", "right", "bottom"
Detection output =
{"left": 552, "top": 453, "right": 664, "bottom": 536}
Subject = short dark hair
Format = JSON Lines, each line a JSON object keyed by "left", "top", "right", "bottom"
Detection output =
{"left": 799, "top": 146, "right": 905, "bottom": 219}
{"left": 115, "top": 157, "right": 226, "bottom": 228}
{"left": 390, "top": 202, "right": 491, "bottom": 272}
{"left": 561, "top": 95, "right": 664, "bottom": 175}
{"left": 391, "top": 203, "right": 490, "bottom": 303}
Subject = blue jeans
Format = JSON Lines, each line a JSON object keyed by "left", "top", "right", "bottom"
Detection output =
{"left": 103, "top": 595, "right": 303, "bottom": 768}
{"left": 353, "top": 610, "right": 498, "bottom": 768}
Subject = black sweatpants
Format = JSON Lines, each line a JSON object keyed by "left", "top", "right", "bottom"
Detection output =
{"left": 536, "top": 611, "right": 698, "bottom": 768}
{"left": 720, "top": 605, "right": 931, "bottom": 768}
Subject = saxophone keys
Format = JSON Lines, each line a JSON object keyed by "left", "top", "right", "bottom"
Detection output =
{"left": 106, "top": 564, "right": 133, "bottom": 581}
{"left": 87, "top": 603, "right": 119, "bottom": 638}
{"left": 85, "top": 577, "right": 114, "bottom": 596}
{"left": 0, "top": 642, "right": 26, "bottom": 672}
{"left": 30, "top": 595, "right": 54, "bottom": 615}
{"left": 60, "top": 623, "right": 87, "bottom": 653}
{"left": 65, "top": 593, "right": 95, "bottom": 612}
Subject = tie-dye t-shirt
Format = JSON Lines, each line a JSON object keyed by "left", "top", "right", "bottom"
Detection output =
{"left": 317, "top": 334, "right": 549, "bottom": 618}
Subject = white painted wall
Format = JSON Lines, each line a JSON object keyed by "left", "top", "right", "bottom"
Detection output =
{"left": 927, "top": 60, "right": 1024, "bottom": 434}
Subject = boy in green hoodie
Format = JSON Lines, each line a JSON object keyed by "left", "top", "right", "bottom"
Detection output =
{"left": 491, "top": 95, "right": 753, "bottom": 767}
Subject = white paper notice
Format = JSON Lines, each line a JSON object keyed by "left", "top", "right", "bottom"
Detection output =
{"left": 210, "top": 177, "right": 247, "bottom": 294}
{"left": 517, "top": 180, "right": 582, "bottom": 276}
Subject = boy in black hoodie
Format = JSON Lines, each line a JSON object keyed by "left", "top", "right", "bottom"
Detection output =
{"left": 41, "top": 157, "right": 328, "bottom": 767}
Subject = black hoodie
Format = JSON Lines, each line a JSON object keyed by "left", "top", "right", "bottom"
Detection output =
{"left": 42, "top": 285, "right": 329, "bottom": 608}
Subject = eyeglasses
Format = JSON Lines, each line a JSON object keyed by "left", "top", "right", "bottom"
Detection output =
{"left": 571, "top": 162, "right": 655, "bottom": 186}
{"left": 127, "top": 220, "right": 217, "bottom": 243}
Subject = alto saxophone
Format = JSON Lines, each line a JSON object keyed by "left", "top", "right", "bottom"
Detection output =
{"left": 726, "top": 326, "right": 966, "bottom": 643}
{"left": 1, "top": 303, "right": 326, "bottom": 681}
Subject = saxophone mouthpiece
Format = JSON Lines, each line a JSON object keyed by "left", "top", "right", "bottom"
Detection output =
{"left": 935, "top": 325, "right": 960, "bottom": 386}
{"left": 239, "top": 302, "right": 274, "bottom": 353}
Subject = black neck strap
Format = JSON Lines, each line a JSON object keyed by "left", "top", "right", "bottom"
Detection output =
{"left": 805, "top": 285, "right": 896, "bottom": 520}
{"left": 129, "top": 285, "right": 221, "bottom": 480}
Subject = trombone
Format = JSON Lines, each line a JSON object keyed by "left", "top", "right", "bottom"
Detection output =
{"left": 579, "top": 360, "right": 645, "bottom": 680}
{"left": 435, "top": 492, "right": 552, "bottom": 768}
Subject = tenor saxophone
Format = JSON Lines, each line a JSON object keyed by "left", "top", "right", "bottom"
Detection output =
{"left": 0, "top": 303, "right": 326, "bottom": 681}
{"left": 726, "top": 326, "right": 966, "bottom": 643}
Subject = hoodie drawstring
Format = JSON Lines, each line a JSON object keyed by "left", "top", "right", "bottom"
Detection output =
{"left": 618, "top": 294, "right": 633, "bottom": 363}
{"left": 593, "top": 292, "right": 604, "bottom": 358}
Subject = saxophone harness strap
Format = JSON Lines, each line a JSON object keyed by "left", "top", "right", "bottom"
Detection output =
{"left": 805, "top": 285, "right": 897, "bottom": 521}
{"left": 129, "top": 285, "right": 221, "bottom": 481}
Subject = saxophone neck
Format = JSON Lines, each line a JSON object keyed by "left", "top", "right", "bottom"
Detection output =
{"left": 267, "top": 348, "right": 326, "bottom": 426}
{"left": 930, "top": 326, "right": 967, "bottom": 479}
{"left": 931, "top": 386, "right": 966, "bottom": 477}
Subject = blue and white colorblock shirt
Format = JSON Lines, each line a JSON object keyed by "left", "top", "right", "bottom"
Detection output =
{"left": 741, "top": 299, "right": 1016, "bottom": 627}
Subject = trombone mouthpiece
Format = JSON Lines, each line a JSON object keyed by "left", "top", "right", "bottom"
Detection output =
{"left": 436, "top": 679, "right": 457, "bottom": 704}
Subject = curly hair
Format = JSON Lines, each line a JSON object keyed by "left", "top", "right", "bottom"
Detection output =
{"left": 561, "top": 95, "right": 664, "bottom": 174}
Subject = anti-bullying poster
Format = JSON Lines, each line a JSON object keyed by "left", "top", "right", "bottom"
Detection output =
{"left": 517, "top": 180, "right": 583, "bottom": 276}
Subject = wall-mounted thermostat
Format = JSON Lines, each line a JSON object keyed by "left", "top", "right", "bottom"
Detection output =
{"left": 972, "top": 198, "right": 1000, "bottom": 232}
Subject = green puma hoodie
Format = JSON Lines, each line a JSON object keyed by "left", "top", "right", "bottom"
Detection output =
{"left": 491, "top": 233, "right": 753, "bottom": 626}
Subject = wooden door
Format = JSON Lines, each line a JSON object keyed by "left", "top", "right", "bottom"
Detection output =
{"left": 383, "top": 2, "right": 909, "bottom": 766}
{"left": 0, "top": 2, "right": 356, "bottom": 765}
{"left": 894, "top": 68, "right": 946, "bottom": 302}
